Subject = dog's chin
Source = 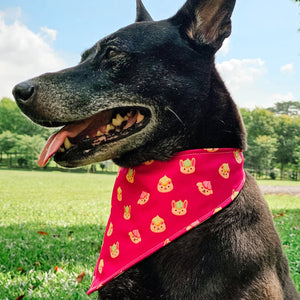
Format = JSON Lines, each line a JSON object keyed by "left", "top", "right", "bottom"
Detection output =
{"left": 53, "top": 137, "right": 137, "bottom": 168}
{"left": 50, "top": 106, "right": 152, "bottom": 168}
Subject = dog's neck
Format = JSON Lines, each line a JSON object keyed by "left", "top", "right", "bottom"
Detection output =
{"left": 192, "top": 66, "right": 247, "bottom": 151}
{"left": 88, "top": 148, "right": 246, "bottom": 294}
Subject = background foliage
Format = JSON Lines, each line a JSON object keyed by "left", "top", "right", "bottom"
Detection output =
{"left": 241, "top": 101, "right": 300, "bottom": 180}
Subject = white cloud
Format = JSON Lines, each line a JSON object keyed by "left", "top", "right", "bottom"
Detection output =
{"left": 280, "top": 63, "right": 294, "bottom": 75}
{"left": 268, "top": 92, "right": 295, "bottom": 103}
{"left": 216, "top": 58, "right": 299, "bottom": 109}
{"left": 0, "top": 8, "right": 67, "bottom": 99}
{"left": 0, "top": 7, "right": 22, "bottom": 22}
{"left": 218, "top": 38, "right": 230, "bottom": 56}
{"left": 216, "top": 58, "right": 267, "bottom": 92}
{"left": 41, "top": 26, "right": 57, "bottom": 41}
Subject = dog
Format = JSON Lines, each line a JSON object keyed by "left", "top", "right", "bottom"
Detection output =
{"left": 13, "top": 0, "right": 299, "bottom": 299}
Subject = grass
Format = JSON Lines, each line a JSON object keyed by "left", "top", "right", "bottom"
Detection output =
{"left": 265, "top": 194, "right": 300, "bottom": 290}
{"left": 0, "top": 170, "right": 299, "bottom": 299}
{"left": 0, "top": 170, "right": 114, "bottom": 299}
{"left": 257, "top": 179, "right": 300, "bottom": 186}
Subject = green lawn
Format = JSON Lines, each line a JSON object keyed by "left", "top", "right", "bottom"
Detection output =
{"left": 0, "top": 170, "right": 114, "bottom": 299}
{"left": 0, "top": 170, "right": 299, "bottom": 299}
{"left": 257, "top": 179, "right": 300, "bottom": 186}
{"left": 265, "top": 194, "right": 300, "bottom": 291}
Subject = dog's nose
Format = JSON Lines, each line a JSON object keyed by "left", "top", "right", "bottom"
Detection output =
{"left": 12, "top": 81, "right": 35, "bottom": 102}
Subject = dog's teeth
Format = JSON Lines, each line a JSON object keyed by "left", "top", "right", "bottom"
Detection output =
{"left": 112, "top": 114, "right": 123, "bottom": 126}
{"left": 106, "top": 124, "right": 115, "bottom": 132}
{"left": 127, "top": 111, "right": 134, "bottom": 118}
{"left": 58, "top": 147, "right": 65, "bottom": 153}
{"left": 136, "top": 111, "right": 144, "bottom": 123}
{"left": 96, "top": 130, "right": 104, "bottom": 136}
{"left": 64, "top": 137, "right": 74, "bottom": 150}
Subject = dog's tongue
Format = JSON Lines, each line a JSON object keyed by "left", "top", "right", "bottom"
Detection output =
{"left": 38, "top": 118, "right": 93, "bottom": 167}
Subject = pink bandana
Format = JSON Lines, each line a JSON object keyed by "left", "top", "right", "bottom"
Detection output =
{"left": 87, "top": 148, "right": 245, "bottom": 295}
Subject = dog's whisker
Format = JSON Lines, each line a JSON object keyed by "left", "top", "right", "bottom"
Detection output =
{"left": 165, "top": 106, "right": 186, "bottom": 128}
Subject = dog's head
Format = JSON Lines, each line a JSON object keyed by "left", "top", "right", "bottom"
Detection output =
{"left": 13, "top": 0, "right": 245, "bottom": 168}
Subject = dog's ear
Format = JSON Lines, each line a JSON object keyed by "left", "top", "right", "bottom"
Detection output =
{"left": 136, "top": 0, "right": 153, "bottom": 22}
{"left": 171, "top": 0, "right": 235, "bottom": 50}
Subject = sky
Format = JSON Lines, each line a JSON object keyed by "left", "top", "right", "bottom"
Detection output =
{"left": 0, "top": 0, "right": 299, "bottom": 109}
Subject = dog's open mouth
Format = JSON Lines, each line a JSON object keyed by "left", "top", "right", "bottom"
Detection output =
{"left": 38, "top": 106, "right": 151, "bottom": 167}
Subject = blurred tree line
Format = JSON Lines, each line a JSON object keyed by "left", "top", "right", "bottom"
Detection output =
{"left": 0, "top": 98, "right": 52, "bottom": 168}
{"left": 0, "top": 97, "right": 299, "bottom": 179}
{"left": 241, "top": 101, "right": 300, "bottom": 179}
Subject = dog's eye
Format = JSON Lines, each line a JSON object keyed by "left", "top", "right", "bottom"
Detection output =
{"left": 106, "top": 48, "right": 122, "bottom": 60}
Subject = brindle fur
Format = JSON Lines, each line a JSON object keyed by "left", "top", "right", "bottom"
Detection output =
{"left": 13, "top": 0, "right": 299, "bottom": 299}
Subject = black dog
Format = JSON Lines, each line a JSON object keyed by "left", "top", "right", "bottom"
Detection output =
{"left": 13, "top": 0, "right": 299, "bottom": 299}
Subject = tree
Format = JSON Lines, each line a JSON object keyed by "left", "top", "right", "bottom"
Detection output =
{"left": 267, "top": 101, "right": 300, "bottom": 116}
{"left": 0, "top": 98, "right": 19, "bottom": 133}
{"left": 293, "top": 145, "right": 300, "bottom": 180}
{"left": 274, "top": 115, "right": 300, "bottom": 179}
{"left": 17, "top": 135, "right": 46, "bottom": 168}
{"left": 100, "top": 163, "right": 106, "bottom": 172}
{"left": 0, "top": 97, "right": 52, "bottom": 138}
{"left": 241, "top": 107, "right": 300, "bottom": 180}
{"left": 241, "top": 108, "right": 276, "bottom": 145}
{"left": 0, "top": 131, "right": 18, "bottom": 167}
{"left": 244, "top": 135, "right": 277, "bottom": 177}
{"left": 0, "top": 131, "right": 18, "bottom": 154}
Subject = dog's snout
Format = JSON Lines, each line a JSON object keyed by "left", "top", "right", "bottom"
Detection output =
{"left": 12, "top": 81, "right": 35, "bottom": 102}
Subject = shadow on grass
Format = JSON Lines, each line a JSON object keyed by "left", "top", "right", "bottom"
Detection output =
{"left": 0, "top": 223, "right": 106, "bottom": 299}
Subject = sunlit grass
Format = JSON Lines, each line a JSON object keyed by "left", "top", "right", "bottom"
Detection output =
{"left": 257, "top": 179, "right": 300, "bottom": 186}
{"left": 266, "top": 195, "right": 300, "bottom": 290}
{"left": 0, "top": 170, "right": 114, "bottom": 299}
